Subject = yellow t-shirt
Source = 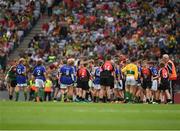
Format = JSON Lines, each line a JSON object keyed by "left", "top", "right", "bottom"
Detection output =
{"left": 122, "top": 63, "right": 138, "bottom": 80}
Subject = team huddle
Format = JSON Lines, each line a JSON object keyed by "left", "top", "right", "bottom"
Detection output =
{"left": 5, "top": 54, "right": 177, "bottom": 104}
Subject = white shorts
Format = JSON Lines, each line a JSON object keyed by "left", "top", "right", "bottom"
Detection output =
{"left": 114, "top": 80, "right": 123, "bottom": 90}
{"left": 17, "top": 83, "right": 27, "bottom": 87}
{"left": 88, "top": 80, "right": 93, "bottom": 88}
{"left": 125, "top": 76, "right": 136, "bottom": 86}
{"left": 93, "top": 84, "right": 101, "bottom": 90}
{"left": 151, "top": 80, "right": 158, "bottom": 91}
{"left": 35, "top": 79, "right": 45, "bottom": 88}
{"left": 60, "top": 83, "right": 73, "bottom": 89}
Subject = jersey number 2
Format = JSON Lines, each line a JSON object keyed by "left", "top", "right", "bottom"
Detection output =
{"left": 37, "top": 70, "right": 41, "bottom": 76}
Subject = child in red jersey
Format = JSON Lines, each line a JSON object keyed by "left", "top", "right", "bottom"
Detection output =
{"left": 100, "top": 55, "right": 114, "bottom": 103}
{"left": 77, "top": 62, "right": 90, "bottom": 102}
{"left": 141, "top": 61, "right": 152, "bottom": 103}
{"left": 158, "top": 62, "right": 172, "bottom": 104}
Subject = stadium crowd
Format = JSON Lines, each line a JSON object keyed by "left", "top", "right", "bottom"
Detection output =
{"left": 0, "top": 0, "right": 41, "bottom": 88}
{"left": 1, "top": 0, "right": 180, "bottom": 104}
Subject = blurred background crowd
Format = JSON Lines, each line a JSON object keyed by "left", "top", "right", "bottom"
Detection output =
{"left": 0, "top": 0, "right": 179, "bottom": 90}
{"left": 0, "top": 0, "right": 40, "bottom": 83}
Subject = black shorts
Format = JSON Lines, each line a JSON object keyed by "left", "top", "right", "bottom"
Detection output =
{"left": 10, "top": 80, "right": 17, "bottom": 87}
{"left": 159, "top": 80, "right": 169, "bottom": 91}
{"left": 110, "top": 76, "right": 114, "bottom": 89}
{"left": 53, "top": 80, "right": 60, "bottom": 89}
{"left": 142, "top": 80, "right": 152, "bottom": 89}
{"left": 100, "top": 70, "right": 111, "bottom": 78}
{"left": 122, "top": 80, "right": 126, "bottom": 90}
{"left": 100, "top": 75, "right": 114, "bottom": 87}
{"left": 77, "top": 78, "right": 89, "bottom": 91}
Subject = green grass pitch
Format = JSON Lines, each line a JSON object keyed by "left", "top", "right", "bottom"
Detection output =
{"left": 0, "top": 101, "right": 180, "bottom": 130}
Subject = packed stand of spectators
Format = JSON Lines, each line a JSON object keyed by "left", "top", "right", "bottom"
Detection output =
{"left": 0, "top": 0, "right": 41, "bottom": 89}
{"left": 24, "top": 0, "right": 179, "bottom": 77}
{"left": 0, "top": 0, "right": 41, "bottom": 70}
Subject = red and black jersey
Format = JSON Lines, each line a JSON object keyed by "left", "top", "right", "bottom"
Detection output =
{"left": 102, "top": 61, "right": 114, "bottom": 72}
{"left": 100, "top": 61, "right": 114, "bottom": 78}
{"left": 141, "top": 67, "right": 152, "bottom": 81}
{"left": 77, "top": 67, "right": 90, "bottom": 81}
{"left": 159, "top": 67, "right": 169, "bottom": 81}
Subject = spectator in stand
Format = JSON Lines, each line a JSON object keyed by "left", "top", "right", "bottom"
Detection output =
{"left": 0, "top": 0, "right": 41, "bottom": 71}
{"left": 46, "top": 0, "right": 54, "bottom": 16}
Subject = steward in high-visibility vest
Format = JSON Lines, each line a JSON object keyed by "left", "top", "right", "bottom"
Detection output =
{"left": 166, "top": 60, "right": 177, "bottom": 80}
{"left": 163, "top": 54, "right": 177, "bottom": 80}
{"left": 48, "top": 55, "right": 56, "bottom": 63}
{"left": 162, "top": 54, "right": 177, "bottom": 104}
{"left": 44, "top": 78, "right": 52, "bottom": 101}
{"left": 45, "top": 79, "right": 52, "bottom": 92}
{"left": 28, "top": 80, "right": 37, "bottom": 101}
{"left": 29, "top": 80, "right": 37, "bottom": 91}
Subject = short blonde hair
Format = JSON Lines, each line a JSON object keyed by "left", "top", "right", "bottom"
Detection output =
{"left": 18, "top": 58, "right": 25, "bottom": 64}
{"left": 163, "top": 54, "right": 169, "bottom": 59}
{"left": 67, "top": 58, "right": 75, "bottom": 66}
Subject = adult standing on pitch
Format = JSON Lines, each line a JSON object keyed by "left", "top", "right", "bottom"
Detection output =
{"left": 33, "top": 59, "right": 46, "bottom": 102}
{"left": 100, "top": 55, "right": 114, "bottom": 103}
{"left": 162, "top": 54, "right": 177, "bottom": 103}
{"left": 15, "top": 58, "right": 28, "bottom": 101}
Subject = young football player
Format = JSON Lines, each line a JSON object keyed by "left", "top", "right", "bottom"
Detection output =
{"left": 122, "top": 57, "right": 138, "bottom": 103}
{"left": 141, "top": 60, "right": 152, "bottom": 103}
{"left": 15, "top": 58, "right": 28, "bottom": 101}
{"left": 58, "top": 59, "right": 75, "bottom": 102}
{"left": 33, "top": 59, "right": 46, "bottom": 102}
{"left": 77, "top": 62, "right": 90, "bottom": 102}
{"left": 134, "top": 60, "right": 143, "bottom": 103}
{"left": 5, "top": 66, "right": 17, "bottom": 100}
{"left": 92, "top": 60, "right": 101, "bottom": 103}
{"left": 114, "top": 61, "right": 124, "bottom": 103}
{"left": 149, "top": 61, "right": 159, "bottom": 103}
{"left": 100, "top": 55, "right": 114, "bottom": 103}
{"left": 158, "top": 62, "right": 172, "bottom": 104}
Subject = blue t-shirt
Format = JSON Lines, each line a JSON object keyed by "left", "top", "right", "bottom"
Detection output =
{"left": 138, "top": 66, "right": 142, "bottom": 75}
{"left": 59, "top": 65, "right": 74, "bottom": 85}
{"left": 16, "top": 64, "right": 27, "bottom": 84}
{"left": 72, "top": 66, "right": 77, "bottom": 82}
{"left": 16, "top": 64, "right": 26, "bottom": 75}
{"left": 93, "top": 67, "right": 101, "bottom": 85}
{"left": 115, "top": 67, "right": 123, "bottom": 80}
{"left": 150, "top": 66, "right": 158, "bottom": 76}
{"left": 33, "top": 65, "right": 46, "bottom": 81}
